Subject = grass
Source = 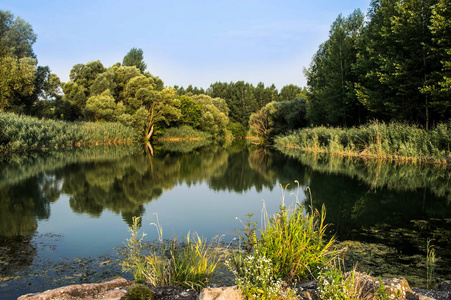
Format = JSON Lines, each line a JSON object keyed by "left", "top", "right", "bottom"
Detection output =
{"left": 0, "top": 111, "right": 137, "bottom": 154}
{"left": 120, "top": 216, "right": 222, "bottom": 292}
{"left": 120, "top": 184, "right": 407, "bottom": 299}
{"left": 275, "top": 121, "right": 451, "bottom": 164}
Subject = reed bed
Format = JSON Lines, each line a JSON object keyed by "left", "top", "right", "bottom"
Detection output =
{"left": 275, "top": 121, "right": 451, "bottom": 164}
{"left": 0, "top": 111, "right": 137, "bottom": 154}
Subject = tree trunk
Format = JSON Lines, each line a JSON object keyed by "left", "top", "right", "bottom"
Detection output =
{"left": 146, "top": 124, "right": 154, "bottom": 140}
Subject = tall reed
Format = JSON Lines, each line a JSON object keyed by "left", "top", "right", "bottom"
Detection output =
{"left": 0, "top": 111, "right": 137, "bottom": 154}
{"left": 275, "top": 121, "right": 451, "bottom": 164}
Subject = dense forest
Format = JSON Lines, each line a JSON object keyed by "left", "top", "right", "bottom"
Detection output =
{"left": 1, "top": 0, "right": 450, "bottom": 152}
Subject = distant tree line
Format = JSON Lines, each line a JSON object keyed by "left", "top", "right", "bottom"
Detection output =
{"left": 2, "top": 0, "right": 449, "bottom": 144}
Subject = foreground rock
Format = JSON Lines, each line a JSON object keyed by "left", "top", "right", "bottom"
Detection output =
{"left": 17, "top": 278, "right": 132, "bottom": 300}
{"left": 17, "top": 274, "right": 450, "bottom": 300}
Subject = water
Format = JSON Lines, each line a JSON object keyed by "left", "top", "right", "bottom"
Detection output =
{"left": 0, "top": 140, "right": 450, "bottom": 298}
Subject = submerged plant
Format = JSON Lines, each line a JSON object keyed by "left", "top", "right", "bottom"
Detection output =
{"left": 426, "top": 239, "right": 437, "bottom": 289}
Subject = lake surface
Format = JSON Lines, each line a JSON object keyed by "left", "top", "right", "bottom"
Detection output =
{"left": 0, "top": 140, "right": 450, "bottom": 298}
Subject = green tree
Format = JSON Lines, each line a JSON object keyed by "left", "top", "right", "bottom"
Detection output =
{"left": 83, "top": 89, "right": 117, "bottom": 121}
{"left": 142, "top": 87, "right": 181, "bottom": 139}
{"left": 0, "top": 56, "right": 36, "bottom": 112}
{"left": 425, "top": 0, "right": 451, "bottom": 120}
{"left": 0, "top": 10, "right": 36, "bottom": 58}
{"left": 354, "top": 0, "right": 443, "bottom": 128}
{"left": 69, "top": 60, "right": 106, "bottom": 92}
{"left": 279, "top": 84, "right": 302, "bottom": 101}
{"left": 180, "top": 95, "right": 202, "bottom": 128}
{"left": 306, "top": 9, "right": 365, "bottom": 127}
{"left": 122, "top": 47, "right": 147, "bottom": 73}
{"left": 250, "top": 98, "right": 307, "bottom": 142}
{"left": 0, "top": 10, "right": 38, "bottom": 113}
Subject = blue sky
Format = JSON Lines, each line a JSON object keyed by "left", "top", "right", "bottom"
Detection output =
{"left": 1, "top": 0, "right": 370, "bottom": 90}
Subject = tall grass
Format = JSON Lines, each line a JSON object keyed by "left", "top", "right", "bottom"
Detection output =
{"left": 120, "top": 216, "right": 222, "bottom": 292}
{"left": 0, "top": 111, "right": 137, "bottom": 154}
{"left": 275, "top": 121, "right": 451, "bottom": 164}
{"left": 227, "top": 184, "right": 338, "bottom": 298}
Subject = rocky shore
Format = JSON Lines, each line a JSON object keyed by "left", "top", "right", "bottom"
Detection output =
{"left": 18, "top": 275, "right": 451, "bottom": 300}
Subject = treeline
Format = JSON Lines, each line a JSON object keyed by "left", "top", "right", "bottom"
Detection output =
{"left": 249, "top": 0, "right": 451, "bottom": 154}
{"left": 305, "top": 0, "right": 451, "bottom": 129}
{"left": 0, "top": 9, "right": 310, "bottom": 142}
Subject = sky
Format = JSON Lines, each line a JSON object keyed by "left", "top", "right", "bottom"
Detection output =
{"left": 1, "top": 0, "right": 370, "bottom": 90}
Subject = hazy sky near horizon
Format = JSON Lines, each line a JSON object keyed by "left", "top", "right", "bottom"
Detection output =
{"left": 1, "top": 0, "right": 370, "bottom": 90}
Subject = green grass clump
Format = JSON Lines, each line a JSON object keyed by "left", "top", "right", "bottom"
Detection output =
{"left": 0, "top": 111, "right": 137, "bottom": 154}
{"left": 275, "top": 120, "right": 451, "bottom": 164}
{"left": 120, "top": 216, "right": 221, "bottom": 292}
{"left": 226, "top": 184, "right": 338, "bottom": 299}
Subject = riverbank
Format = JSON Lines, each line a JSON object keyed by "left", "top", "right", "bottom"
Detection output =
{"left": 0, "top": 111, "right": 137, "bottom": 155}
{"left": 274, "top": 121, "right": 451, "bottom": 165}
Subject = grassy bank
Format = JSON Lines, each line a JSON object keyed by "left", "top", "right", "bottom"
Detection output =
{"left": 275, "top": 121, "right": 451, "bottom": 164}
{"left": 0, "top": 111, "right": 137, "bottom": 154}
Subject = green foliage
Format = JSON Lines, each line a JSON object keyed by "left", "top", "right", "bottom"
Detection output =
{"left": 179, "top": 96, "right": 202, "bottom": 128}
{"left": 317, "top": 265, "right": 356, "bottom": 300}
{"left": 305, "top": 10, "right": 365, "bottom": 127}
{"left": 375, "top": 276, "right": 389, "bottom": 300}
{"left": 275, "top": 121, "right": 451, "bottom": 164}
{"left": 121, "top": 216, "right": 147, "bottom": 283}
{"left": 226, "top": 122, "right": 247, "bottom": 138}
{"left": 0, "top": 10, "right": 36, "bottom": 58}
{"left": 126, "top": 284, "right": 154, "bottom": 300}
{"left": 306, "top": 0, "right": 451, "bottom": 128}
{"left": 123, "top": 48, "right": 147, "bottom": 73}
{"left": 250, "top": 98, "right": 307, "bottom": 143}
{"left": 227, "top": 251, "right": 297, "bottom": 299}
{"left": 0, "top": 56, "right": 36, "bottom": 111}
{"left": 257, "top": 204, "right": 336, "bottom": 284}
{"left": 84, "top": 89, "right": 117, "bottom": 121}
{"left": 160, "top": 125, "right": 212, "bottom": 140}
{"left": 0, "top": 111, "right": 137, "bottom": 154}
{"left": 120, "top": 216, "right": 221, "bottom": 292}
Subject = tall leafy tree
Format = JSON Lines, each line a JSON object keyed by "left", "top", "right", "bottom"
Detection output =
{"left": 0, "top": 10, "right": 37, "bottom": 112}
{"left": 306, "top": 9, "right": 365, "bottom": 126}
{"left": 0, "top": 10, "right": 36, "bottom": 58}
{"left": 355, "top": 0, "right": 442, "bottom": 128}
{"left": 425, "top": 0, "right": 451, "bottom": 121}
{"left": 122, "top": 47, "right": 147, "bottom": 73}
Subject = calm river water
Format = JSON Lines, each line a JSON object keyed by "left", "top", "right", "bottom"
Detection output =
{"left": 0, "top": 140, "right": 450, "bottom": 298}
